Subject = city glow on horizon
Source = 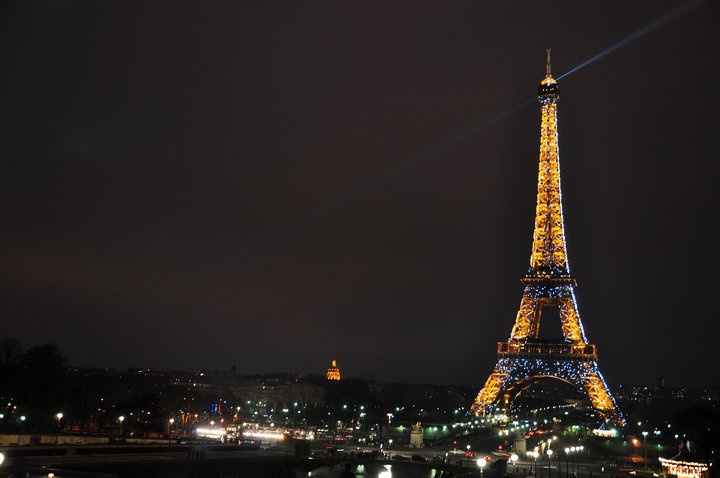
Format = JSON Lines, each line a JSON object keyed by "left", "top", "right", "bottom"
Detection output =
{"left": 195, "top": 427, "right": 226, "bottom": 439}
{"left": 243, "top": 430, "right": 285, "bottom": 441}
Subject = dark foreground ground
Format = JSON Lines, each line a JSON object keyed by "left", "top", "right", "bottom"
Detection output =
{"left": 58, "top": 456, "right": 473, "bottom": 478}
{"left": 2, "top": 449, "right": 488, "bottom": 478}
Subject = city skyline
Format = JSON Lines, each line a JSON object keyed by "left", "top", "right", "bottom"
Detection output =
{"left": 1, "top": 1, "right": 719, "bottom": 389}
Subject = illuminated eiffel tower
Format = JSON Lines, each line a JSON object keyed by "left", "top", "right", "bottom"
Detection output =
{"left": 471, "top": 50, "right": 624, "bottom": 426}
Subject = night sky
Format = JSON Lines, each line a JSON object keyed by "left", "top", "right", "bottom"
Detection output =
{"left": 1, "top": 1, "right": 719, "bottom": 390}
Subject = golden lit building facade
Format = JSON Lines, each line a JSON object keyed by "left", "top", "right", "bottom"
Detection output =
{"left": 659, "top": 458, "right": 711, "bottom": 478}
{"left": 326, "top": 360, "right": 341, "bottom": 380}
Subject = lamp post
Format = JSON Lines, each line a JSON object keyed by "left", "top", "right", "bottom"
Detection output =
{"left": 511, "top": 453, "right": 519, "bottom": 475}
{"left": 642, "top": 432, "right": 648, "bottom": 469}
{"left": 118, "top": 416, "right": 125, "bottom": 446}
{"left": 477, "top": 457, "right": 487, "bottom": 477}
{"left": 565, "top": 448, "right": 570, "bottom": 478}
{"left": 547, "top": 449, "right": 553, "bottom": 478}
{"left": 168, "top": 418, "right": 175, "bottom": 446}
{"left": 54, "top": 412, "right": 63, "bottom": 456}
{"left": 578, "top": 445, "right": 584, "bottom": 478}
{"left": 533, "top": 451, "right": 539, "bottom": 478}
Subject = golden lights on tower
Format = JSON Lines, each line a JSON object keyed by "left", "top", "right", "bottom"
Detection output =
{"left": 326, "top": 359, "right": 341, "bottom": 381}
{"left": 471, "top": 51, "right": 624, "bottom": 427}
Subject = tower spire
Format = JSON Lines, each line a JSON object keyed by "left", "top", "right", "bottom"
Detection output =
{"left": 546, "top": 47, "right": 552, "bottom": 78}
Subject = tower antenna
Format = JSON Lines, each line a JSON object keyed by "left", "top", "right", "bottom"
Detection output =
{"left": 546, "top": 48, "right": 552, "bottom": 77}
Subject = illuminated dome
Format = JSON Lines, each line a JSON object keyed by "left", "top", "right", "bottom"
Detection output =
{"left": 326, "top": 360, "right": 341, "bottom": 380}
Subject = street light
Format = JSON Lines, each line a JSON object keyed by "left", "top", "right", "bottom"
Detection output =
{"left": 565, "top": 448, "right": 570, "bottom": 478}
{"left": 477, "top": 457, "right": 487, "bottom": 477}
{"left": 578, "top": 446, "right": 584, "bottom": 478}
{"left": 511, "top": 453, "right": 519, "bottom": 475}
{"left": 642, "top": 431, "right": 648, "bottom": 469}
{"left": 547, "top": 449, "right": 553, "bottom": 478}
{"left": 118, "top": 416, "right": 125, "bottom": 445}
{"left": 168, "top": 418, "right": 175, "bottom": 445}
{"left": 54, "top": 413, "right": 63, "bottom": 456}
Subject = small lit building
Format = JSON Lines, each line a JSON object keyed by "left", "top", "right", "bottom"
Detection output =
{"left": 326, "top": 360, "right": 341, "bottom": 380}
{"left": 659, "top": 458, "right": 711, "bottom": 478}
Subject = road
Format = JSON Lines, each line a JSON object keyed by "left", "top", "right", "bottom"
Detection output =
{"left": 5, "top": 441, "right": 644, "bottom": 478}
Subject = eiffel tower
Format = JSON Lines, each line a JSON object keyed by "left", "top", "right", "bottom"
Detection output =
{"left": 471, "top": 50, "right": 624, "bottom": 427}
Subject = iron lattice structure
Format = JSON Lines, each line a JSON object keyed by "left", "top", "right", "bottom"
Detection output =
{"left": 471, "top": 51, "right": 624, "bottom": 427}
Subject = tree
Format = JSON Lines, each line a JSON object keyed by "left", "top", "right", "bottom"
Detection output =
{"left": 0, "top": 338, "right": 23, "bottom": 429}
{"left": 672, "top": 405, "right": 720, "bottom": 461}
{"left": 0, "top": 338, "right": 23, "bottom": 365}
{"left": 16, "top": 343, "right": 70, "bottom": 432}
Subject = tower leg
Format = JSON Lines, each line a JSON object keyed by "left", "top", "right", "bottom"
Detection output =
{"left": 471, "top": 367, "right": 508, "bottom": 416}
{"left": 581, "top": 363, "right": 625, "bottom": 426}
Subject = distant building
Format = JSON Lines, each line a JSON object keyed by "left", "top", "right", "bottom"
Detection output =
{"left": 326, "top": 360, "right": 341, "bottom": 380}
{"left": 659, "top": 458, "right": 711, "bottom": 478}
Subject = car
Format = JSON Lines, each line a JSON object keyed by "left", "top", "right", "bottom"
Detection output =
{"left": 324, "top": 445, "right": 345, "bottom": 456}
